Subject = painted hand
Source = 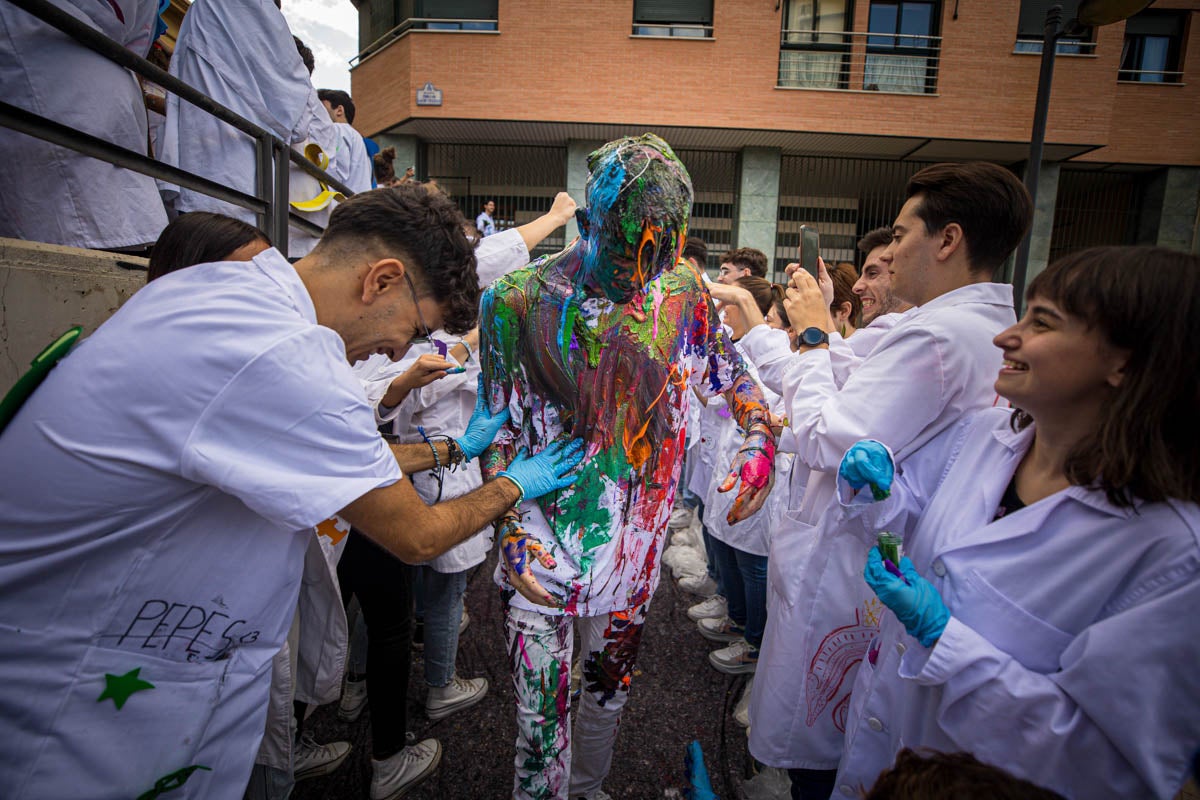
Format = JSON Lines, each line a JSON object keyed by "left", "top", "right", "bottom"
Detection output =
{"left": 497, "top": 439, "right": 586, "bottom": 502}
{"left": 454, "top": 375, "right": 512, "bottom": 460}
{"left": 863, "top": 549, "right": 950, "bottom": 647}
{"left": 718, "top": 427, "right": 776, "bottom": 524}
{"left": 839, "top": 440, "right": 894, "bottom": 501}
{"left": 498, "top": 517, "right": 560, "bottom": 608}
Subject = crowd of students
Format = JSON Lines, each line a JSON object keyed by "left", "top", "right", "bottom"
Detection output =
{"left": 1, "top": 3, "right": 1199, "bottom": 800}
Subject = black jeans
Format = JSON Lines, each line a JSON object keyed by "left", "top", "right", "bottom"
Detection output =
{"left": 338, "top": 530, "right": 415, "bottom": 760}
{"left": 789, "top": 768, "right": 838, "bottom": 800}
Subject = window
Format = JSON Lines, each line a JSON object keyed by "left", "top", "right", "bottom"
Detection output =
{"left": 632, "top": 0, "right": 713, "bottom": 38}
{"left": 864, "top": 1, "right": 940, "bottom": 94}
{"left": 1119, "top": 10, "right": 1187, "bottom": 83}
{"left": 779, "top": 0, "right": 854, "bottom": 88}
{"left": 1014, "top": 1, "right": 1094, "bottom": 54}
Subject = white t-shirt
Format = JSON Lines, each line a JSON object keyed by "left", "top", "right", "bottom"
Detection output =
{"left": 0, "top": 248, "right": 400, "bottom": 798}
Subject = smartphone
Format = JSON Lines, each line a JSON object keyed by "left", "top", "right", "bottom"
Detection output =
{"left": 799, "top": 225, "right": 820, "bottom": 277}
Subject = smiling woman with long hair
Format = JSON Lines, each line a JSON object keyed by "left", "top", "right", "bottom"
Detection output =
{"left": 834, "top": 245, "right": 1200, "bottom": 799}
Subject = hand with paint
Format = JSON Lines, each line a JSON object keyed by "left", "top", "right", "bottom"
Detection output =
{"left": 498, "top": 515, "right": 560, "bottom": 607}
{"left": 719, "top": 424, "right": 776, "bottom": 524}
{"left": 454, "top": 375, "right": 512, "bottom": 461}
{"left": 707, "top": 281, "right": 766, "bottom": 336}
{"left": 839, "top": 439, "right": 894, "bottom": 501}
{"left": 864, "top": 549, "right": 950, "bottom": 647}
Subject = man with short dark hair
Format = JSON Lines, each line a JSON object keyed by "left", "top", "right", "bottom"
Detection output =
{"left": 0, "top": 185, "right": 584, "bottom": 799}
{"left": 317, "top": 88, "right": 373, "bottom": 195}
{"left": 854, "top": 226, "right": 907, "bottom": 327}
{"left": 742, "top": 161, "right": 1032, "bottom": 800}
{"left": 717, "top": 246, "right": 769, "bottom": 283}
{"left": 476, "top": 199, "right": 498, "bottom": 237}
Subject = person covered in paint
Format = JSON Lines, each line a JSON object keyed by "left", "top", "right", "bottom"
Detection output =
{"left": 477, "top": 134, "right": 777, "bottom": 800}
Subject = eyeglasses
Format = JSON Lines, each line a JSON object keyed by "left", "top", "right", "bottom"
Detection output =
{"left": 403, "top": 271, "right": 448, "bottom": 357}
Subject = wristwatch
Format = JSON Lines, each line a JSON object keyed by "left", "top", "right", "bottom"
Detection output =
{"left": 799, "top": 326, "right": 830, "bottom": 347}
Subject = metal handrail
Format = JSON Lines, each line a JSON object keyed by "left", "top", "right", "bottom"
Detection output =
{"left": 1118, "top": 69, "right": 1185, "bottom": 83}
{"left": 352, "top": 17, "right": 498, "bottom": 65}
{"left": 781, "top": 28, "right": 943, "bottom": 46}
{"left": 4, "top": 0, "right": 353, "bottom": 253}
{"left": 778, "top": 29, "right": 942, "bottom": 94}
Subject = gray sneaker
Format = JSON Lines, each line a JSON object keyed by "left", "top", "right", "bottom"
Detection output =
{"left": 338, "top": 676, "right": 368, "bottom": 722}
{"left": 425, "top": 674, "right": 488, "bottom": 721}
{"left": 697, "top": 615, "right": 745, "bottom": 643}
{"left": 370, "top": 738, "right": 442, "bottom": 800}
{"left": 710, "top": 638, "right": 759, "bottom": 675}
{"left": 293, "top": 732, "right": 351, "bottom": 781}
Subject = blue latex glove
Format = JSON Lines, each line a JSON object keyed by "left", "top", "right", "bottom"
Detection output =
{"left": 839, "top": 439, "right": 894, "bottom": 500}
{"left": 498, "top": 439, "right": 586, "bottom": 502}
{"left": 863, "top": 549, "right": 950, "bottom": 647}
{"left": 455, "top": 376, "right": 511, "bottom": 460}
{"left": 684, "top": 740, "right": 718, "bottom": 800}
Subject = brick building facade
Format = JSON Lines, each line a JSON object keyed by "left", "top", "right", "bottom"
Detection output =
{"left": 349, "top": 0, "right": 1200, "bottom": 277}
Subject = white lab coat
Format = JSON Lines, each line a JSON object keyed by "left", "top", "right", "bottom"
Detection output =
{"left": 745, "top": 282, "right": 1014, "bottom": 771}
{"left": 0, "top": 249, "right": 400, "bottom": 799}
{"left": 827, "top": 310, "right": 907, "bottom": 388}
{"left": 831, "top": 408, "right": 1200, "bottom": 800}
{"left": 0, "top": 0, "right": 168, "bottom": 248}
{"left": 159, "top": 0, "right": 339, "bottom": 256}
{"left": 330, "top": 122, "right": 374, "bottom": 195}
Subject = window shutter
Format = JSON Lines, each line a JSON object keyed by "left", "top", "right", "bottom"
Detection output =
{"left": 633, "top": 0, "right": 714, "bottom": 25}
{"left": 415, "top": 0, "right": 499, "bottom": 19}
{"left": 1018, "top": 0, "right": 1081, "bottom": 37}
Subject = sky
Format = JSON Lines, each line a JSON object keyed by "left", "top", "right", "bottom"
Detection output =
{"left": 280, "top": 0, "right": 358, "bottom": 93}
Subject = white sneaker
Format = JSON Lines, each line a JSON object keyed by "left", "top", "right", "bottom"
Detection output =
{"left": 426, "top": 674, "right": 488, "bottom": 721}
{"left": 710, "top": 638, "right": 759, "bottom": 675}
{"left": 293, "top": 732, "right": 352, "bottom": 781}
{"left": 370, "top": 738, "right": 442, "bottom": 800}
{"left": 697, "top": 615, "right": 745, "bottom": 643}
{"left": 733, "top": 676, "right": 754, "bottom": 727}
{"left": 458, "top": 607, "right": 470, "bottom": 636}
{"left": 572, "top": 789, "right": 613, "bottom": 800}
{"left": 338, "top": 676, "right": 368, "bottom": 722}
{"left": 678, "top": 573, "right": 719, "bottom": 597}
{"left": 669, "top": 506, "right": 695, "bottom": 530}
{"left": 687, "top": 595, "right": 728, "bottom": 622}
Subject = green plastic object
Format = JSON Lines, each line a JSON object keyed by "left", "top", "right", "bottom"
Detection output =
{"left": 877, "top": 532, "right": 902, "bottom": 565}
{"left": 0, "top": 326, "right": 82, "bottom": 435}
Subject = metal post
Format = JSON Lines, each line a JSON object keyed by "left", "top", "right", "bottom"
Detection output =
{"left": 1012, "top": 5, "right": 1064, "bottom": 311}
{"left": 272, "top": 141, "right": 291, "bottom": 257}
{"left": 255, "top": 135, "right": 273, "bottom": 239}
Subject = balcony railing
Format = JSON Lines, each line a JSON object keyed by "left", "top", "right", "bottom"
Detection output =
{"left": 779, "top": 29, "right": 941, "bottom": 95}
{"left": 1013, "top": 35, "right": 1098, "bottom": 55}
{"left": 1118, "top": 68, "right": 1185, "bottom": 84}
{"left": 353, "top": 18, "right": 498, "bottom": 65}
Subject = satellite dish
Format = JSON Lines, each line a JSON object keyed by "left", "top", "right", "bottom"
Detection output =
{"left": 1076, "top": 0, "right": 1155, "bottom": 26}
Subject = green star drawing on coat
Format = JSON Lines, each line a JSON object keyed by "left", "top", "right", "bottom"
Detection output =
{"left": 97, "top": 667, "right": 155, "bottom": 710}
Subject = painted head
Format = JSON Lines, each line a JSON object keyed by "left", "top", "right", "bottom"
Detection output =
{"left": 576, "top": 134, "right": 693, "bottom": 303}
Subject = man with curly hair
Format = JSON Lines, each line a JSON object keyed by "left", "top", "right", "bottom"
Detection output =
{"left": 0, "top": 185, "right": 583, "bottom": 799}
{"left": 479, "top": 135, "right": 778, "bottom": 800}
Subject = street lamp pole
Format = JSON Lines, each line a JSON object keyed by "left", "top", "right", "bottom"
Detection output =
{"left": 1012, "top": 5, "right": 1064, "bottom": 312}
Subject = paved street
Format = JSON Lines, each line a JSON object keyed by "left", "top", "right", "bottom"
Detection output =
{"left": 294, "top": 546, "right": 754, "bottom": 799}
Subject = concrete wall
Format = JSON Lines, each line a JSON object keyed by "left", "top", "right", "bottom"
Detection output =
{"left": 0, "top": 238, "right": 144, "bottom": 391}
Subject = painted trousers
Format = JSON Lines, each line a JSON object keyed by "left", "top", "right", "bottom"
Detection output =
{"left": 504, "top": 600, "right": 650, "bottom": 800}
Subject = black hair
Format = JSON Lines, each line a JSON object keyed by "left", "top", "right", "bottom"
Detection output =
{"left": 317, "top": 185, "right": 479, "bottom": 334}
{"left": 147, "top": 212, "right": 268, "bottom": 282}
{"left": 317, "top": 89, "right": 355, "bottom": 123}
{"left": 293, "top": 36, "right": 315, "bottom": 75}
{"left": 905, "top": 162, "right": 1032, "bottom": 275}
{"left": 721, "top": 247, "right": 769, "bottom": 279}
{"left": 857, "top": 226, "right": 894, "bottom": 256}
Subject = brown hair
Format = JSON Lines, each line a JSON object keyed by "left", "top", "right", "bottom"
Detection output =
{"left": 721, "top": 247, "right": 769, "bottom": 279}
{"left": 863, "top": 748, "right": 1066, "bottom": 799}
{"left": 830, "top": 261, "right": 863, "bottom": 324}
{"left": 373, "top": 146, "right": 396, "bottom": 185}
{"left": 770, "top": 283, "right": 791, "bottom": 330}
{"left": 857, "top": 226, "right": 894, "bottom": 257}
{"left": 906, "top": 162, "right": 1032, "bottom": 275}
{"left": 1014, "top": 246, "right": 1200, "bottom": 507}
{"left": 682, "top": 237, "right": 708, "bottom": 268}
{"left": 734, "top": 276, "right": 774, "bottom": 316}
{"left": 147, "top": 212, "right": 268, "bottom": 282}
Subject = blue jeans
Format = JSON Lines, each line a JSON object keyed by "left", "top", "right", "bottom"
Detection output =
{"left": 697, "top": 503, "right": 725, "bottom": 593}
{"left": 706, "top": 536, "right": 767, "bottom": 649}
{"left": 416, "top": 565, "right": 468, "bottom": 688}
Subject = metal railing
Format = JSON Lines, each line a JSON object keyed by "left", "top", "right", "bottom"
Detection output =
{"left": 1118, "top": 68, "right": 1185, "bottom": 84}
{"left": 779, "top": 29, "right": 941, "bottom": 95}
{"left": 1013, "top": 35, "right": 1098, "bottom": 55}
{"left": 2, "top": 0, "right": 356, "bottom": 256}
{"left": 631, "top": 23, "right": 714, "bottom": 38}
{"left": 352, "top": 17, "right": 498, "bottom": 66}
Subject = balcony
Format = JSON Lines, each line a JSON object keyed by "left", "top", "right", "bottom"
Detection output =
{"left": 778, "top": 29, "right": 941, "bottom": 95}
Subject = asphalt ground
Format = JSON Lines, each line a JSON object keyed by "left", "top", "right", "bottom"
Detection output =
{"left": 293, "top": 543, "right": 755, "bottom": 800}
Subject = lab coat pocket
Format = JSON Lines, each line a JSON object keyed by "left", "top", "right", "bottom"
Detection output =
{"left": 956, "top": 568, "right": 1075, "bottom": 673}
{"left": 767, "top": 511, "right": 817, "bottom": 610}
{"left": 27, "top": 645, "right": 257, "bottom": 798}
